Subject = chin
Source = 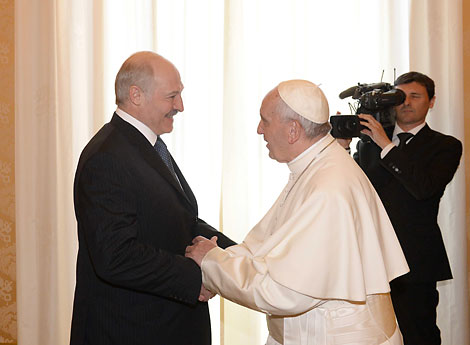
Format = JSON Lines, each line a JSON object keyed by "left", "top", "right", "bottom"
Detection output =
{"left": 162, "top": 122, "right": 174, "bottom": 134}
{"left": 268, "top": 152, "right": 281, "bottom": 162}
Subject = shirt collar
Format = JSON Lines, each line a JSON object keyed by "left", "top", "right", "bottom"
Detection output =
{"left": 116, "top": 108, "right": 158, "bottom": 146}
{"left": 393, "top": 122, "right": 426, "bottom": 139}
{"left": 287, "top": 134, "right": 332, "bottom": 175}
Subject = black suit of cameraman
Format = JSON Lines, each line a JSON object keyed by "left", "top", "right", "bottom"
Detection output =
{"left": 342, "top": 72, "right": 462, "bottom": 345}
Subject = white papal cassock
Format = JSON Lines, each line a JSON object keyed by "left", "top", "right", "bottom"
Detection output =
{"left": 202, "top": 134, "right": 410, "bottom": 345}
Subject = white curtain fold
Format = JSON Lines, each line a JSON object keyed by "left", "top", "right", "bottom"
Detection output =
{"left": 16, "top": 0, "right": 102, "bottom": 344}
{"left": 16, "top": 1, "right": 73, "bottom": 343}
{"left": 15, "top": 1, "right": 468, "bottom": 345}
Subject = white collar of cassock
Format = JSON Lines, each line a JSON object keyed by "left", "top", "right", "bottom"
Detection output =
{"left": 287, "top": 133, "right": 331, "bottom": 175}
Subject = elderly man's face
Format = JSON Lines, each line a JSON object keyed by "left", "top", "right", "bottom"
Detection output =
{"left": 257, "top": 93, "right": 291, "bottom": 163}
{"left": 140, "top": 59, "right": 184, "bottom": 135}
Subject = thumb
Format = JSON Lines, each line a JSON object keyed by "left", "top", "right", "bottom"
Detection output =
{"left": 210, "top": 236, "right": 218, "bottom": 244}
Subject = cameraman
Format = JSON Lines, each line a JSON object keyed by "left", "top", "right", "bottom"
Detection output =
{"left": 338, "top": 71, "right": 462, "bottom": 345}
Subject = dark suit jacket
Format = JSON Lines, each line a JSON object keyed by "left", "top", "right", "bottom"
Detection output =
{"left": 70, "top": 114, "right": 236, "bottom": 345}
{"left": 354, "top": 124, "right": 462, "bottom": 283}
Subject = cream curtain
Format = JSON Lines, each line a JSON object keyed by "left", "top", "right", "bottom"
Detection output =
{"left": 15, "top": 1, "right": 468, "bottom": 345}
{"left": 16, "top": 1, "right": 104, "bottom": 344}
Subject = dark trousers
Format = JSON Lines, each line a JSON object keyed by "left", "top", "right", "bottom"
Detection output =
{"left": 390, "top": 278, "right": 440, "bottom": 345}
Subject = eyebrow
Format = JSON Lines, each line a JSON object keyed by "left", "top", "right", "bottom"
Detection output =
{"left": 167, "top": 90, "right": 181, "bottom": 97}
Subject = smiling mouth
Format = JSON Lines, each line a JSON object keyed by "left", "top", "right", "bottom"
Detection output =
{"left": 165, "top": 111, "right": 178, "bottom": 119}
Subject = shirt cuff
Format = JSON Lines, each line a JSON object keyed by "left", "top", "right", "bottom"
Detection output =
{"left": 380, "top": 143, "right": 396, "bottom": 159}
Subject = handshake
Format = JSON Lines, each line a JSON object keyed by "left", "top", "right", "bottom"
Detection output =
{"left": 185, "top": 236, "right": 219, "bottom": 302}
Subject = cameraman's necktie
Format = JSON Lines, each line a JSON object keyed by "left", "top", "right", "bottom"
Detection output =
{"left": 154, "top": 136, "right": 177, "bottom": 177}
{"left": 397, "top": 132, "right": 414, "bottom": 149}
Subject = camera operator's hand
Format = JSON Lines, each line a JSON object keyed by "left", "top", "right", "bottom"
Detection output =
{"left": 358, "top": 114, "right": 392, "bottom": 149}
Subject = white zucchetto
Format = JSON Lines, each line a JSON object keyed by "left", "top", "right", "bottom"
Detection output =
{"left": 278, "top": 80, "right": 330, "bottom": 124}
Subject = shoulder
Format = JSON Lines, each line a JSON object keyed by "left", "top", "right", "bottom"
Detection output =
{"left": 306, "top": 143, "right": 373, "bottom": 192}
{"left": 422, "top": 125, "right": 461, "bottom": 143}
{"left": 76, "top": 121, "right": 142, "bottom": 181}
{"left": 420, "top": 125, "right": 462, "bottom": 154}
{"left": 79, "top": 123, "right": 125, "bottom": 162}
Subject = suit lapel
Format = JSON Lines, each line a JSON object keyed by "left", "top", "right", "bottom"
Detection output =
{"left": 110, "top": 114, "right": 197, "bottom": 213}
{"left": 172, "top": 158, "right": 198, "bottom": 209}
{"left": 404, "top": 124, "right": 431, "bottom": 153}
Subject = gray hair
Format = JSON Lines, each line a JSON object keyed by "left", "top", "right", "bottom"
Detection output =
{"left": 276, "top": 96, "right": 331, "bottom": 139}
{"left": 115, "top": 52, "right": 156, "bottom": 106}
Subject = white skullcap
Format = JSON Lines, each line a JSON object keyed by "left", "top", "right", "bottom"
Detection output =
{"left": 277, "top": 80, "right": 330, "bottom": 124}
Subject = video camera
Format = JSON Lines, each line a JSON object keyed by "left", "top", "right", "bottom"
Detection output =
{"left": 330, "top": 82, "right": 406, "bottom": 139}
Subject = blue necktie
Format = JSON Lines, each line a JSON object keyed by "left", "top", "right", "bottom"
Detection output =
{"left": 397, "top": 132, "right": 414, "bottom": 149}
{"left": 154, "top": 137, "right": 177, "bottom": 177}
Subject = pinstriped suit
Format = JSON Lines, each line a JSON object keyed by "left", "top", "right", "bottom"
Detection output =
{"left": 70, "top": 114, "right": 235, "bottom": 345}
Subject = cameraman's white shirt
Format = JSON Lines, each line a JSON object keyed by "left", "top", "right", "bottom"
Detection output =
{"left": 380, "top": 122, "right": 426, "bottom": 158}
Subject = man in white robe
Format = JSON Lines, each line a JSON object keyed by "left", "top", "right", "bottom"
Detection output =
{"left": 185, "top": 80, "right": 410, "bottom": 345}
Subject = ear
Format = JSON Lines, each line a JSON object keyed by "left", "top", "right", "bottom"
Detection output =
{"left": 428, "top": 95, "right": 436, "bottom": 109}
{"left": 129, "top": 85, "right": 144, "bottom": 106}
{"left": 287, "top": 120, "right": 301, "bottom": 144}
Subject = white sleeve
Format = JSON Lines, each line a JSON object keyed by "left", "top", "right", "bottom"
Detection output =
{"left": 201, "top": 245, "right": 324, "bottom": 316}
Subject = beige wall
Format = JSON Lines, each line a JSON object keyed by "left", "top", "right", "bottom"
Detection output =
{"left": 464, "top": 0, "right": 470, "bottom": 304}
{"left": 0, "top": 0, "right": 16, "bottom": 343}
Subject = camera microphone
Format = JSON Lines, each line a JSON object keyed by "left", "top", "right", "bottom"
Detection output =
{"left": 339, "top": 82, "right": 392, "bottom": 100}
{"left": 339, "top": 86, "right": 358, "bottom": 99}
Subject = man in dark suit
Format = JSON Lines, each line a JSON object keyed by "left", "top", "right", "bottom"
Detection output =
{"left": 70, "top": 51, "right": 236, "bottom": 345}
{"left": 340, "top": 72, "right": 462, "bottom": 344}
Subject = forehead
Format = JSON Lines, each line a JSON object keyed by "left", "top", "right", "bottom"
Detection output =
{"left": 151, "top": 61, "right": 184, "bottom": 92}
{"left": 260, "top": 91, "right": 280, "bottom": 117}
{"left": 396, "top": 81, "right": 427, "bottom": 94}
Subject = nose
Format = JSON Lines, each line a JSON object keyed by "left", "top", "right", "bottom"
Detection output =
{"left": 174, "top": 94, "right": 184, "bottom": 112}
{"left": 257, "top": 121, "right": 264, "bottom": 135}
{"left": 404, "top": 94, "right": 412, "bottom": 106}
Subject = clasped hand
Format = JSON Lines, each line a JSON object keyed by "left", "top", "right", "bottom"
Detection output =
{"left": 186, "top": 236, "right": 218, "bottom": 302}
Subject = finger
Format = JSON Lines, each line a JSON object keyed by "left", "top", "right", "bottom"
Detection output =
{"left": 210, "top": 236, "right": 218, "bottom": 244}
{"left": 357, "top": 113, "right": 374, "bottom": 122}
{"left": 192, "top": 236, "right": 205, "bottom": 244}
{"left": 359, "top": 120, "right": 372, "bottom": 130}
